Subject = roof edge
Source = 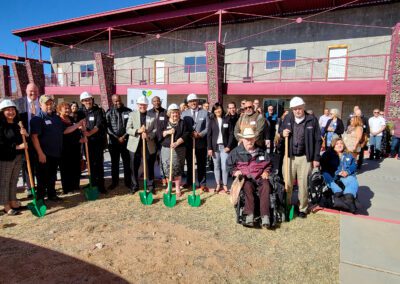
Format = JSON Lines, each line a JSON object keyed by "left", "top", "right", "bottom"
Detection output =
{"left": 12, "top": 0, "right": 184, "bottom": 35}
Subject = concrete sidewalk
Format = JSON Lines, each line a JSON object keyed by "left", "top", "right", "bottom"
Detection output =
{"left": 339, "top": 158, "right": 400, "bottom": 283}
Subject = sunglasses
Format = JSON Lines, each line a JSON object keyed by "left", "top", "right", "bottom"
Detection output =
{"left": 373, "top": 111, "right": 379, "bottom": 114}
{"left": 245, "top": 106, "right": 253, "bottom": 110}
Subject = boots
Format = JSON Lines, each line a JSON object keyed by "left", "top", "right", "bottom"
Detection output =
{"left": 375, "top": 150, "right": 381, "bottom": 160}
{"left": 344, "top": 194, "right": 357, "bottom": 213}
{"left": 369, "top": 145, "right": 375, "bottom": 160}
{"left": 333, "top": 192, "right": 349, "bottom": 211}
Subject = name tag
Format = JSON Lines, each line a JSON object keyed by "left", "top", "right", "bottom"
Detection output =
{"left": 199, "top": 117, "right": 204, "bottom": 121}
{"left": 159, "top": 117, "right": 165, "bottom": 121}
{"left": 250, "top": 121, "right": 256, "bottom": 125}
{"left": 223, "top": 123, "right": 229, "bottom": 128}
{"left": 167, "top": 125, "right": 172, "bottom": 129}
{"left": 259, "top": 156, "right": 265, "bottom": 161}
{"left": 307, "top": 126, "right": 313, "bottom": 129}
{"left": 89, "top": 116, "right": 95, "bottom": 121}
{"left": 45, "top": 120, "right": 52, "bottom": 125}
{"left": 124, "top": 114, "right": 129, "bottom": 119}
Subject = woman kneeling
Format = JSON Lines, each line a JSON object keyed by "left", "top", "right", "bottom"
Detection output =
{"left": 321, "top": 137, "right": 359, "bottom": 213}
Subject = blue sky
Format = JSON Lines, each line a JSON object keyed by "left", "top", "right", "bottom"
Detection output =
{"left": 0, "top": 0, "right": 152, "bottom": 62}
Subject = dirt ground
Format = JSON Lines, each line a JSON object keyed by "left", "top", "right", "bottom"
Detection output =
{"left": 0, "top": 182, "right": 339, "bottom": 284}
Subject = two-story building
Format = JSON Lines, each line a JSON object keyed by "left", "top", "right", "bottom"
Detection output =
{"left": 7, "top": 0, "right": 400, "bottom": 119}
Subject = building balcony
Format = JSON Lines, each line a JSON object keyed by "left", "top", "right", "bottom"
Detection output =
{"left": 42, "top": 54, "right": 389, "bottom": 96}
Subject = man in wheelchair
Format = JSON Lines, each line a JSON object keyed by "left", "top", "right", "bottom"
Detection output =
{"left": 227, "top": 128, "right": 272, "bottom": 228}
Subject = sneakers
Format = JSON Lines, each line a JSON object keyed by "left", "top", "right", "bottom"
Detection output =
{"left": 298, "top": 212, "right": 307, "bottom": 218}
{"left": 244, "top": 214, "right": 254, "bottom": 227}
{"left": 107, "top": 183, "right": 118, "bottom": 191}
{"left": 261, "top": 215, "right": 272, "bottom": 229}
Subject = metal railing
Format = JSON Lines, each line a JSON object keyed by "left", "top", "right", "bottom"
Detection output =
{"left": 45, "top": 71, "right": 98, "bottom": 87}
{"left": 225, "top": 54, "right": 389, "bottom": 83}
{"left": 43, "top": 55, "right": 388, "bottom": 87}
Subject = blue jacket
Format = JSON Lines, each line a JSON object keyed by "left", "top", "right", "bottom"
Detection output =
{"left": 321, "top": 149, "right": 357, "bottom": 177}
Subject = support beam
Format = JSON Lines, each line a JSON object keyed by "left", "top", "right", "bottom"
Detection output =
{"left": 94, "top": 52, "right": 114, "bottom": 110}
{"left": 205, "top": 41, "right": 225, "bottom": 106}
{"left": 12, "top": 62, "right": 29, "bottom": 97}
{"left": 108, "top": 28, "right": 112, "bottom": 55}
{"left": 0, "top": 65, "right": 11, "bottom": 98}
{"left": 218, "top": 10, "right": 222, "bottom": 43}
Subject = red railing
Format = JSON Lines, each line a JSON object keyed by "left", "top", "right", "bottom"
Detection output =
{"left": 43, "top": 55, "right": 388, "bottom": 87}
{"left": 225, "top": 54, "right": 389, "bottom": 83}
{"left": 45, "top": 71, "right": 98, "bottom": 87}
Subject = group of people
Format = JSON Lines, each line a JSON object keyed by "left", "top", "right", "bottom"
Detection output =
{"left": 0, "top": 84, "right": 395, "bottom": 223}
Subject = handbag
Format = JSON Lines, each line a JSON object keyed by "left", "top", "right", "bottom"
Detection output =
{"left": 230, "top": 175, "right": 245, "bottom": 206}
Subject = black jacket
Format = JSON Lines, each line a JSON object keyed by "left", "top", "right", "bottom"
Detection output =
{"left": 207, "top": 116, "right": 235, "bottom": 152}
{"left": 78, "top": 105, "right": 106, "bottom": 142}
{"left": 157, "top": 119, "right": 190, "bottom": 148}
{"left": 106, "top": 106, "right": 131, "bottom": 143}
{"left": 324, "top": 118, "right": 344, "bottom": 136}
{"left": 279, "top": 112, "right": 322, "bottom": 162}
{"left": 0, "top": 121, "right": 23, "bottom": 161}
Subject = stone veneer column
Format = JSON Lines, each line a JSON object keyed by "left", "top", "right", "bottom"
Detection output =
{"left": 25, "top": 59, "right": 45, "bottom": 95}
{"left": 12, "top": 62, "right": 29, "bottom": 97}
{"left": 94, "top": 52, "right": 114, "bottom": 111}
{"left": 385, "top": 23, "right": 400, "bottom": 122}
{"left": 0, "top": 65, "right": 11, "bottom": 98}
{"left": 205, "top": 41, "right": 225, "bottom": 106}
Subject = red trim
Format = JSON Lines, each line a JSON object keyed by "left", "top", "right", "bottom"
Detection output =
{"left": 115, "top": 83, "right": 208, "bottom": 95}
{"left": 12, "top": 0, "right": 186, "bottom": 34}
{"left": 16, "top": 0, "right": 281, "bottom": 41}
{"left": 226, "top": 80, "right": 387, "bottom": 95}
{"left": 0, "top": 52, "right": 51, "bottom": 64}
{"left": 319, "top": 208, "right": 400, "bottom": 225}
{"left": 45, "top": 86, "right": 101, "bottom": 95}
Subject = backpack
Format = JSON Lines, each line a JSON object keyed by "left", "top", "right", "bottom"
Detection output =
{"left": 308, "top": 169, "right": 331, "bottom": 206}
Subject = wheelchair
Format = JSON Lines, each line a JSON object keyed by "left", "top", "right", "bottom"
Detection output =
{"left": 235, "top": 172, "right": 285, "bottom": 228}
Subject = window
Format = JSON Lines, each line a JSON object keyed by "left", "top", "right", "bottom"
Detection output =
{"left": 80, "top": 64, "right": 94, "bottom": 77}
{"left": 184, "top": 56, "right": 206, "bottom": 73}
{"left": 266, "top": 49, "right": 296, "bottom": 69}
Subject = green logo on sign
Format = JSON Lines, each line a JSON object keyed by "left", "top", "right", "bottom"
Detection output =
{"left": 142, "top": 90, "right": 153, "bottom": 97}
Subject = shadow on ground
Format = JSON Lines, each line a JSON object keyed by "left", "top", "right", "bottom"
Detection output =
{"left": 0, "top": 236, "right": 128, "bottom": 283}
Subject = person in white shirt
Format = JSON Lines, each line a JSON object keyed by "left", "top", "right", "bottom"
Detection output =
{"left": 319, "top": 108, "right": 331, "bottom": 136}
{"left": 368, "top": 108, "right": 386, "bottom": 159}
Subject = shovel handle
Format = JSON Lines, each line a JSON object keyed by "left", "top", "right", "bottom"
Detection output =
{"left": 18, "top": 122, "right": 35, "bottom": 188}
{"left": 192, "top": 137, "right": 195, "bottom": 186}
{"left": 284, "top": 136, "right": 289, "bottom": 192}
{"left": 84, "top": 141, "right": 92, "bottom": 178}
{"left": 169, "top": 133, "right": 174, "bottom": 183}
{"left": 142, "top": 136, "right": 147, "bottom": 181}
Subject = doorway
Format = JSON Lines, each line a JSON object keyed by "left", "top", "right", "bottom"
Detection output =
{"left": 154, "top": 60, "right": 165, "bottom": 84}
{"left": 327, "top": 46, "right": 348, "bottom": 80}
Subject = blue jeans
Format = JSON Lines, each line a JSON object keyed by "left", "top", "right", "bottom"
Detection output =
{"left": 390, "top": 136, "right": 400, "bottom": 157}
{"left": 322, "top": 172, "right": 359, "bottom": 198}
{"left": 212, "top": 144, "right": 229, "bottom": 186}
{"left": 369, "top": 135, "right": 382, "bottom": 151}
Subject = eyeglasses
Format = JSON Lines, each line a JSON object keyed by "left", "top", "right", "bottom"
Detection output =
{"left": 245, "top": 106, "right": 253, "bottom": 110}
{"left": 373, "top": 111, "right": 379, "bottom": 114}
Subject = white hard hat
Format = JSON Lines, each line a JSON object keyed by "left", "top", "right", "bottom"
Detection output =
{"left": 80, "top": 91, "right": 93, "bottom": 101}
{"left": 289, "top": 97, "right": 305, "bottom": 108}
{"left": 187, "top": 93, "right": 198, "bottom": 102}
{"left": 168, "top": 103, "right": 179, "bottom": 111}
{"left": 136, "top": 96, "right": 149, "bottom": 105}
{"left": 0, "top": 99, "right": 17, "bottom": 111}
